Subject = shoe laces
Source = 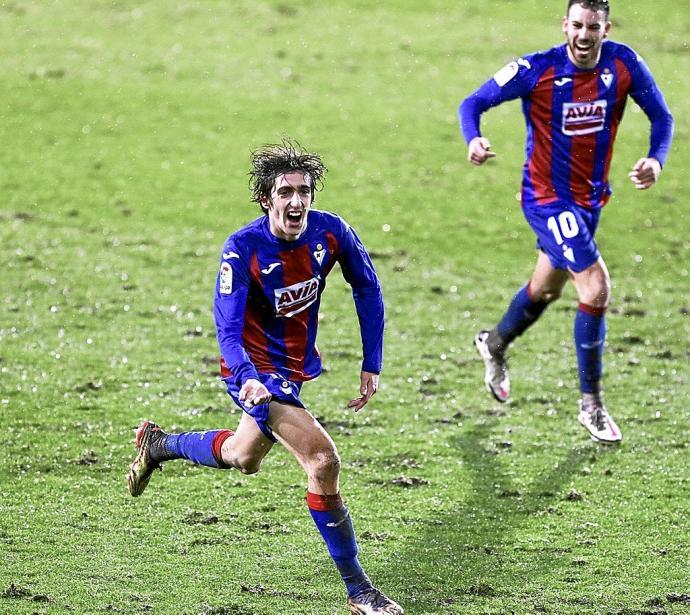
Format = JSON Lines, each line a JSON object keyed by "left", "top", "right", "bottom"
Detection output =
{"left": 490, "top": 351, "right": 508, "bottom": 380}
{"left": 583, "top": 400, "right": 607, "bottom": 430}
{"left": 353, "top": 587, "right": 390, "bottom": 609}
{"left": 146, "top": 426, "right": 169, "bottom": 465}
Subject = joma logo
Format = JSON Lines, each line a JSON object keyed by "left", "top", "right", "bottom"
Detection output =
{"left": 562, "top": 99, "right": 607, "bottom": 136}
{"left": 274, "top": 277, "right": 320, "bottom": 317}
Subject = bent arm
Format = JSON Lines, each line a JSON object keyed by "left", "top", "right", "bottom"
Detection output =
{"left": 213, "top": 257, "right": 260, "bottom": 387}
{"left": 629, "top": 61, "right": 674, "bottom": 167}
{"left": 459, "top": 65, "right": 529, "bottom": 144}
{"left": 214, "top": 286, "right": 260, "bottom": 386}
{"left": 459, "top": 84, "right": 498, "bottom": 144}
{"left": 639, "top": 96, "right": 673, "bottom": 168}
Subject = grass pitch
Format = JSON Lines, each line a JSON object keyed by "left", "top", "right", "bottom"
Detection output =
{"left": 1, "top": 1, "right": 688, "bottom": 613}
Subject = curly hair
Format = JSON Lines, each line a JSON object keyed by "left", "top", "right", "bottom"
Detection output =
{"left": 567, "top": 0, "right": 610, "bottom": 17}
{"left": 248, "top": 138, "right": 328, "bottom": 209}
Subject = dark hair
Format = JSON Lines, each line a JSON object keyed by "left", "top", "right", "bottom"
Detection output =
{"left": 248, "top": 138, "right": 327, "bottom": 208}
{"left": 567, "top": 0, "right": 610, "bottom": 17}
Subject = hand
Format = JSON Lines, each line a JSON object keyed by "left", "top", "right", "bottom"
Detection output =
{"left": 239, "top": 378, "right": 272, "bottom": 407}
{"left": 628, "top": 157, "right": 661, "bottom": 190}
{"left": 467, "top": 136, "right": 497, "bottom": 166}
{"left": 347, "top": 371, "right": 379, "bottom": 413}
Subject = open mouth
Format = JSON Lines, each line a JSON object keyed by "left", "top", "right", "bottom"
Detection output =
{"left": 575, "top": 41, "right": 593, "bottom": 52}
{"left": 286, "top": 210, "right": 304, "bottom": 225}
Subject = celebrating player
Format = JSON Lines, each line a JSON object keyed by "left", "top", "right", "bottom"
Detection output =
{"left": 128, "top": 140, "right": 403, "bottom": 615}
{"left": 459, "top": 0, "right": 673, "bottom": 442}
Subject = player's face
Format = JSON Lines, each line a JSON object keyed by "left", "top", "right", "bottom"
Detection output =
{"left": 263, "top": 171, "right": 313, "bottom": 241}
{"left": 562, "top": 3, "right": 611, "bottom": 69}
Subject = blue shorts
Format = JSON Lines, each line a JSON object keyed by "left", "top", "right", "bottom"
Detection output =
{"left": 522, "top": 201, "right": 602, "bottom": 273}
{"left": 224, "top": 372, "right": 304, "bottom": 442}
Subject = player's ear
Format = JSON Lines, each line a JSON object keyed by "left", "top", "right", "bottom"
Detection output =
{"left": 260, "top": 196, "right": 271, "bottom": 213}
{"left": 562, "top": 16, "right": 569, "bottom": 34}
{"left": 603, "top": 20, "right": 611, "bottom": 37}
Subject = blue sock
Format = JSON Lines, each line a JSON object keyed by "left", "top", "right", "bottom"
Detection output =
{"left": 307, "top": 492, "right": 371, "bottom": 597}
{"left": 574, "top": 303, "right": 606, "bottom": 394}
{"left": 163, "top": 429, "right": 233, "bottom": 468}
{"left": 496, "top": 284, "right": 549, "bottom": 346}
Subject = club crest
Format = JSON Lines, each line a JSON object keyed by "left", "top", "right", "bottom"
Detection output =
{"left": 601, "top": 70, "right": 613, "bottom": 88}
{"left": 313, "top": 242, "right": 326, "bottom": 266}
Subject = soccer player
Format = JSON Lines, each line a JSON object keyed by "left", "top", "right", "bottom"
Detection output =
{"left": 459, "top": 0, "right": 673, "bottom": 443}
{"left": 127, "top": 140, "right": 403, "bottom": 615}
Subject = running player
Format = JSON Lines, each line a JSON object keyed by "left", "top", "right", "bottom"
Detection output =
{"left": 459, "top": 0, "right": 674, "bottom": 442}
{"left": 128, "top": 140, "right": 403, "bottom": 615}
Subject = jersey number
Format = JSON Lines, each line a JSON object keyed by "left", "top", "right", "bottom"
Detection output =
{"left": 547, "top": 212, "right": 579, "bottom": 245}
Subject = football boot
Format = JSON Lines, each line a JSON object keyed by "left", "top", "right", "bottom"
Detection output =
{"left": 128, "top": 421, "right": 168, "bottom": 496}
{"left": 474, "top": 330, "right": 510, "bottom": 403}
{"left": 578, "top": 398, "right": 622, "bottom": 443}
{"left": 347, "top": 586, "right": 404, "bottom": 615}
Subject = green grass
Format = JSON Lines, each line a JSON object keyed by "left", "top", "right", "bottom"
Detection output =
{"left": 1, "top": 1, "right": 688, "bottom": 613}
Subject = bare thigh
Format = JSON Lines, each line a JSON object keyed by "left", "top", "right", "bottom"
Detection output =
{"left": 268, "top": 401, "right": 341, "bottom": 495}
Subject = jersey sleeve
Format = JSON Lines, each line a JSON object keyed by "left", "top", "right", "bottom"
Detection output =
{"left": 212, "top": 237, "right": 260, "bottom": 386}
{"left": 335, "top": 218, "right": 385, "bottom": 375}
{"left": 459, "top": 57, "right": 536, "bottom": 143}
{"left": 625, "top": 51, "right": 674, "bottom": 167}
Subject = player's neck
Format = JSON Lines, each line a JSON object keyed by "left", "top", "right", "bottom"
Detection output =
{"left": 266, "top": 218, "right": 308, "bottom": 242}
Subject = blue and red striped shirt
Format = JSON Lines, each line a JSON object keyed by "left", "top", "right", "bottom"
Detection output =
{"left": 459, "top": 41, "right": 674, "bottom": 208}
{"left": 214, "top": 210, "right": 384, "bottom": 387}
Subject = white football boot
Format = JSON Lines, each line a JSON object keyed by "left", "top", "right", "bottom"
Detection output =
{"left": 578, "top": 398, "right": 622, "bottom": 443}
{"left": 347, "top": 587, "right": 404, "bottom": 614}
{"left": 474, "top": 330, "right": 510, "bottom": 403}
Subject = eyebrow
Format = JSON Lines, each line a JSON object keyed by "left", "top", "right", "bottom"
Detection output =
{"left": 570, "top": 19, "right": 602, "bottom": 27}
{"left": 276, "top": 183, "right": 310, "bottom": 191}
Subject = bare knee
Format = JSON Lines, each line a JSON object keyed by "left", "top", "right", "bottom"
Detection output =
{"left": 307, "top": 450, "right": 341, "bottom": 484}
{"left": 531, "top": 287, "right": 562, "bottom": 303}
{"left": 576, "top": 266, "right": 611, "bottom": 307}
{"left": 528, "top": 272, "right": 567, "bottom": 304}
{"left": 530, "top": 253, "right": 568, "bottom": 304}
{"left": 232, "top": 455, "right": 262, "bottom": 475}
{"left": 580, "top": 282, "right": 610, "bottom": 307}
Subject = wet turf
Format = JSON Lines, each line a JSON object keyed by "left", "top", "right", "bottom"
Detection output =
{"left": 1, "top": 1, "right": 688, "bottom": 613}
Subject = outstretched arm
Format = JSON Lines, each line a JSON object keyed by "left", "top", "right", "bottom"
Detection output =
{"left": 337, "top": 222, "right": 385, "bottom": 412}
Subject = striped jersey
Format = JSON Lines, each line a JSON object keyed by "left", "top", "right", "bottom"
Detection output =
{"left": 459, "top": 41, "right": 674, "bottom": 208}
{"left": 214, "top": 209, "right": 384, "bottom": 387}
